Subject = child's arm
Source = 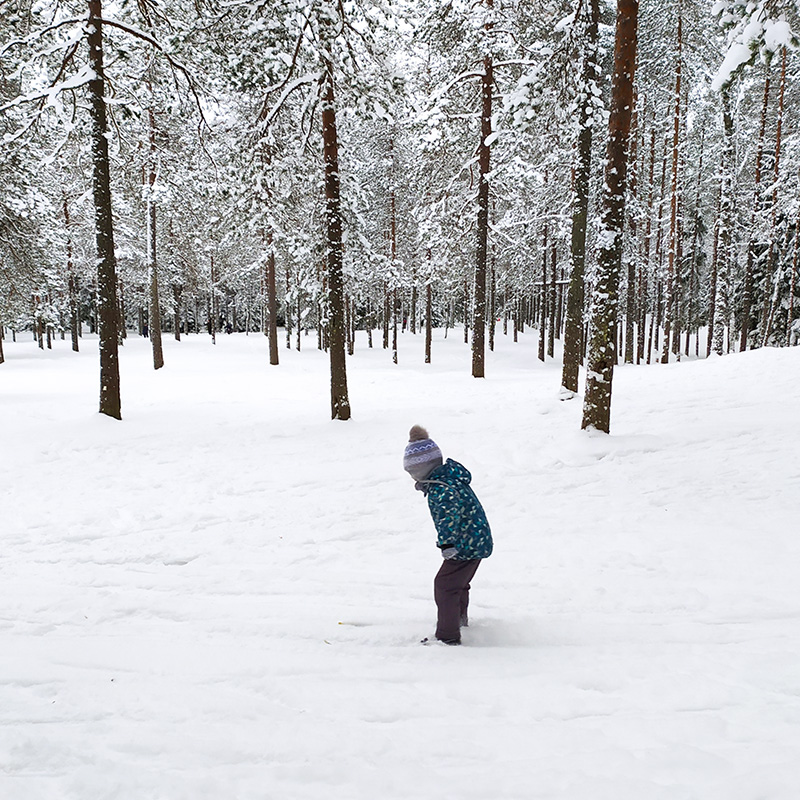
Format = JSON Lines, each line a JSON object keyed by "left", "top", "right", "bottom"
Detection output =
{"left": 427, "top": 484, "right": 464, "bottom": 555}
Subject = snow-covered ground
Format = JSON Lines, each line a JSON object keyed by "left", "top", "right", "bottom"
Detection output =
{"left": 2, "top": 328, "right": 799, "bottom": 800}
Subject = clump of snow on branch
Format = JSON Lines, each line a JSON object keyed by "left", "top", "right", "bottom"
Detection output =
{"left": 504, "top": 67, "right": 546, "bottom": 130}
{"left": 711, "top": 1, "right": 799, "bottom": 91}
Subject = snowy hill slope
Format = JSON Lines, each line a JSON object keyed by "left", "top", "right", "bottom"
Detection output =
{"left": 2, "top": 331, "right": 799, "bottom": 800}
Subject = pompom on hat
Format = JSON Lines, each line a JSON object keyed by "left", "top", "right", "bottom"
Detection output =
{"left": 403, "top": 425, "right": 443, "bottom": 481}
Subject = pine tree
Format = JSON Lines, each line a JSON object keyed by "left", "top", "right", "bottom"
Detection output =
{"left": 581, "top": 0, "right": 638, "bottom": 434}
{"left": 562, "top": 0, "right": 600, "bottom": 396}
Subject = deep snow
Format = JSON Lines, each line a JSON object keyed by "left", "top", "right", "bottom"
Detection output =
{"left": 1, "top": 328, "right": 799, "bottom": 800}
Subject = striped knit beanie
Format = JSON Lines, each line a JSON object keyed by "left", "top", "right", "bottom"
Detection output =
{"left": 403, "top": 425, "right": 443, "bottom": 481}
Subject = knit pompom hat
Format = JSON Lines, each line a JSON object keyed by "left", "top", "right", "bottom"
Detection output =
{"left": 403, "top": 425, "right": 443, "bottom": 481}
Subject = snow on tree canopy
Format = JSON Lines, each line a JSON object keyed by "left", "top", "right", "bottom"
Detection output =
{"left": 711, "top": 1, "right": 799, "bottom": 91}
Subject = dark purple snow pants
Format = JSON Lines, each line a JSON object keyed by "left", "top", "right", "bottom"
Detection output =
{"left": 434, "top": 558, "right": 481, "bottom": 643}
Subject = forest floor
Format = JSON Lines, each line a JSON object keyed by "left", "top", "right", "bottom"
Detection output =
{"left": 2, "top": 328, "right": 799, "bottom": 800}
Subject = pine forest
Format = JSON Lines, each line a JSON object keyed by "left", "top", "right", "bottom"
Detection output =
{"left": 2, "top": 0, "right": 799, "bottom": 430}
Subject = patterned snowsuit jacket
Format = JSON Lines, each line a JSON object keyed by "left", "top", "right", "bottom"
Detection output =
{"left": 423, "top": 458, "right": 493, "bottom": 561}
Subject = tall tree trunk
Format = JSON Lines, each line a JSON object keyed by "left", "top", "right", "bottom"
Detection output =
{"left": 673, "top": 189, "right": 683, "bottom": 361}
{"left": 760, "top": 46, "right": 788, "bottom": 347}
{"left": 382, "top": 286, "right": 390, "bottom": 349}
{"left": 714, "top": 90, "right": 735, "bottom": 356}
{"left": 707, "top": 224, "right": 719, "bottom": 356}
{"left": 789, "top": 218, "right": 798, "bottom": 343}
{"left": 548, "top": 240, "right": 556, "bottom": 358}
{"left": 489, "top": 245, "right": 497, "bottom": 352}
{"left": 296, "top": 295, "right": 301, "bottom": 350}
{"left": 562, "top": 0, "right": 599, "bottom": 393}
{"left": 392, "top": 290, "right": 399, "bottom": 365}
{"left": 173, "top": 283, "right": 181, "bottom": 342}
{"left": 209, "top": 255, "right": 217, "bottom": 345}
{"left": 472, "top": 22, "right": 492, "bottom": 379}
{"left": 146, "top": 103, "right": 164, "bottom": 371}
{"left": 285, "top": 267, "right": 292, "bottom": 349}
{"left": 686, "top": 129, "right": 705, "bottom": 356}
{"left": 425, "top": 247, "right": 433, "bottom": 364}
{"left": 389, "top": 136, "right": 399, "bottom": 365}
{"left": 425, "top": 282, "right": 433, "bottom": 363}
{"left": 538, "top": 220, "right": 548, "bottom": 362}
{"left": 624, "top": 87, "right": 638, "bottom": 365}
{"left": 639, "top": 121, "right": 656, "bottom": 364}
{"left": 463, "top": 279, "right": 470, "bottom": 343}
{"left": 88, "top": 0, "right": 121, "bottom": 418}
{"left": 661, "top": 4, "right": 682, "bottom": 364}
{"left": 707, "top": 176, "right": 722, "bottom": 357}
{"left": 581, "top": 0, "right": 638, "bottom": 433}
{"left": 34, "top": 295, "right": 43, "bottom": 349}
{"left": 320, "top": 13, "right": 351, "bottom": 421}
{"left": 64, "top": 195, "right": 80, "bottom": 352}
{"left": 266, "top": 230, "right": 279, "bottom": 365}
{"left": 741, "top": 58, "right": 772, "bottom": 351}
{"left": 555, "top": 274, "right": 564, "bottom": 340}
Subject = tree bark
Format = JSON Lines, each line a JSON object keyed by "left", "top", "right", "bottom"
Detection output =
{"left": 88, "top": 0, "right": 121, "bottom": 418}
{"left": 320, "top": 9, "right": 351, "bottom": 421}
{"left": 714, "top": 90, "right": 735, "bottom": 356}
{"left": 425, "top": 247, "right": 433, "bottom": 364}
{"left": 789, "top": 217, "right": 798, "bottom": 342}
{"left": 266, "top": 230, "right": 279, "bottom": 365}
{"left": 209, "top": 254, "right": 217, "bottom": 345}
{"left": 173, "top": 283, "right": 181, "bottom": 342}
{"left": 686, "top": 129, "right": 705, "bottom": 356}
{"left": 624, "top": 88, "right": 638, "bottom": 365}
{"left": 661, "top": 4, "right": 682, "bottom": 364}
{"left": 741, "top": 59, "right": 771, "bottom": 351}
{"left": 581, "top": 0, "right": 638, "bottom": 433}
{"left": 760, "top": 46, "right": 788, "bottom": 347}
{"left": 639, "top": 122, "right": 656, "bottom": 364}
{"left": 285, "top": 267, "right": 292, "bottom": 349}
{"left": 707, "top": 173, "right": 722, "bottom": 357}
{"left": 146, "top": 102, "right": 164, "bottom": 371}
{"left": 389, "top": 136, "right": 399, "bottom": 366}
{"left": 64, "top": 195, "right": 80, "bottom": 352}
{"left": 548, "top": 240, "right": 556, "bottom": 358}
{"left": 562, "top": 0, "right": 599, "bottom": 393}
{"left": 538, "top": 220, "right": 547, "bottom": 362}
{"left": 392, "top": 290, "right": 399, "bottom": 365}
{"left": 472, "top": 30, "right": 492, "bottom": 379}
{"left": 489, "top": 246, "right": 497, "bottom": 352}
{"left": 382, "top": 286, "right": 390, "bottom": 349}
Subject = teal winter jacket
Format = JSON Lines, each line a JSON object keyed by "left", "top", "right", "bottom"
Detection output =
{"left": 422, "top": 459, "right": 493, "bottom": 560}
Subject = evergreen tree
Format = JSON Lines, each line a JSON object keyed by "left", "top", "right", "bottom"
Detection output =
{"left": 581, "top": 0, "right": 638, "bottom": 434}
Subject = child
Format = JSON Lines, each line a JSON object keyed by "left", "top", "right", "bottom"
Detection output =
{"left": 403, "top": 425, "right": 493, "bottom": 645}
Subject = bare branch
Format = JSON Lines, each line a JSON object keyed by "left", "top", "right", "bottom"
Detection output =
{"left": 0, "top": 18, "right": 83, "bottom": 58}
{"left": 432, "top": 69, "right": 483, "bottom": 103}
{"left": 258, "top": 72, "right": 320, "bottom": 131}
{"left": 100, "top": 17, "right": 213, "bottom": 130}
{"left": 494, "top": 59, "right": 541, "bottom": 69}
{"left": 50, "top": 41, "right": 80, "bottom": 89}
{"left": 300, "top": 96, "right": 319, "bottom": 155}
